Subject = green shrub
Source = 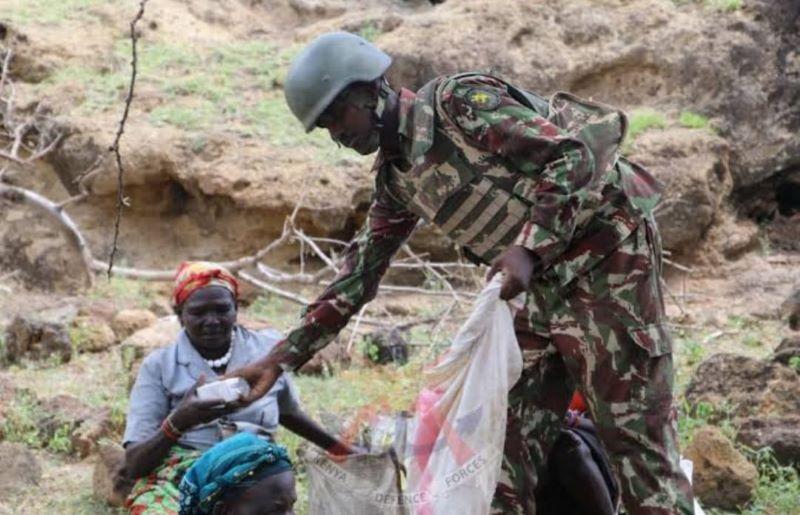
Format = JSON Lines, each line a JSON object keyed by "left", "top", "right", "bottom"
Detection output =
{"left": 741, "top": 446, "right": 800, "bottom": 514}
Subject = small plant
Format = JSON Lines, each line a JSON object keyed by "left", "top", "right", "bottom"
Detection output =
{"left": 358, "top": 22, "right": 381, "bottom": 42}
{"left": 788, "top": 356, "right": 800, "bottom": 373}
{"left": 682, "top": 338, "right": 706, "bottom": 367}
{"left": 677, "top": 400, "right": 736, "bottom": 447}
{"left": 0, "top": 390, "right": 46, "bottom": 449}
{"left": 678, "top": 111, "right": 711, "bottom": 130}
{"left": 358, "top": 335, "right": 382, "bottom": 364}
{"left": 47, "top": 424, "right": 74, "bottom": 454}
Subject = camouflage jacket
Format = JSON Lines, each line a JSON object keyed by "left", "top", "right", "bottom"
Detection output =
{"left": 271, "top": 73, "right": 663, "bottom": 370}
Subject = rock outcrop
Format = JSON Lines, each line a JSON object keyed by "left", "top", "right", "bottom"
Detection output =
{"left": 2, "top": 314, "right": 72, "bottom": 365}
{"left": 684, "top": 426, "right": 757, "bottom": 510}
{"left": 685, "top": 352, "right": 800, "bottom": 465}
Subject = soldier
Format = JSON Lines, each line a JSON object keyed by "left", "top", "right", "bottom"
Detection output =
{"left": 231, "top": 32, "right": 695, "bottom": 514}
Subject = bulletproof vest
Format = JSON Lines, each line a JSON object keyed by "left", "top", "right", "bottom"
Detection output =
{"left": 385, "top": 74, "right": 630, "bottom": 264}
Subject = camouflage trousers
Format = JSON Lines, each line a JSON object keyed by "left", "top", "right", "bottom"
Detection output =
{"left": 492, "top": 219, "right": 694, "bottom": 515}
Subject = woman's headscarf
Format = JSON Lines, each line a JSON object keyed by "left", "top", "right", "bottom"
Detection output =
{"left": 178, "top": 432, "right": 293, "bottom": 515}
{"left": 172, "top": 261, "right": 240, "bottom": 310}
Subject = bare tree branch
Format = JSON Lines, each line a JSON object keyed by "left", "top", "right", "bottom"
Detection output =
{"left": 1, "top": 183, "right": 94, "bottom": 287}
{"left": 106, "top": 0, "right": 149, "bottom": 277}
{"left": 237, "top": 270, "right": 310, "bottom": 306}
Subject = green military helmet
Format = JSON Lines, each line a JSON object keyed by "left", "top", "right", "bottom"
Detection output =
{"left": 284, "top": 31, "right": 392, "bottom": 132}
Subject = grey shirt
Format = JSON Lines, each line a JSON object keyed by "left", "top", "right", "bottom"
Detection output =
{"left": 123, "top": 326, "right": 301, "bottom": 451}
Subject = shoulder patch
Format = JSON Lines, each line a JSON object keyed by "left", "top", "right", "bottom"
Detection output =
{"left": 464, "top": 88, "right": 501, "bottom": 110}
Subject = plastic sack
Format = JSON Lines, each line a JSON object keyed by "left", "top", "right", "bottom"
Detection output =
{"left": 303, "top": 275, "right": 522, "bottom": 514}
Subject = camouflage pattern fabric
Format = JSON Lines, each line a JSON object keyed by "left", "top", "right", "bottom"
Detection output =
{"left": 126, "top": 446, "right": 201, "bottom": 515}
{"left": 495, "top": 219, "right": 693, "bottom": 514}
{"left": 270, "top": 73, "right": 693, "bottom": 513}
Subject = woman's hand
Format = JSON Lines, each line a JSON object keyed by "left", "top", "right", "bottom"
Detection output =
{"left": 169, "top": 375, "right": 242, "bottom": 432}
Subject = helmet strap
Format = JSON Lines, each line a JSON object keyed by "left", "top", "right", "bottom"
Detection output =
{"left": 373, "top": 79, "right": 391, "bottom": 129}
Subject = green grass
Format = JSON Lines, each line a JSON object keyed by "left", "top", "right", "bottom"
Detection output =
{"left": 38, "top": 35, "right": 355, "bottom": 163}
{"left": 679, "top": 110, "right": 711, "bottom": 129}
{"left": 0, "top": 389, "right": 75, "bottom": 454}
{"left": 706, "top": 0, "right": 743, "bottom": 11}
{"left": 627, "top": 108, "right": 667, "bottom": 140}
{"left": 1, "top": 0, "right": 113, "bottom": 25}
{"left": 88, "top": 276, "right": 157, "bottom": 309}
{"left": 740, "top": 447, "right": 800, "bottom": 514}
{"left": 672, "top": 0, "right": 743, "bottom": 10}
{"left": 247, "top": 293, "right": 302, "bottom": 332}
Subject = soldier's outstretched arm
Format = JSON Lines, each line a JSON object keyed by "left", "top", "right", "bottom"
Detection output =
{"left": 443, "top": 76, "right": 597, "bottom": 269}
{"left": 228, "top": 186, "right": 419, "bottom": 401}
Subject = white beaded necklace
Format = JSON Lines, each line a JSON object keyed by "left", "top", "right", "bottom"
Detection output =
{"left": 205, "top": 333, "right": 235, "bottom": 369}
{"left": 205, "top": 346, "right": 233, "bottom": 369}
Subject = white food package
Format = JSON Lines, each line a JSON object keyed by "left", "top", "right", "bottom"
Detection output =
{"left": 196, "top": 377, "right": 250, "bottom": 403}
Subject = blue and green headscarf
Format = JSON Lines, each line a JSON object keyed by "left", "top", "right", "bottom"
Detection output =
{"left": 178, "top": 433, "right": 293, "bottom": 515}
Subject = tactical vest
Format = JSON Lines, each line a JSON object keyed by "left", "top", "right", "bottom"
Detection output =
{"left": 384, "top": 73, "right": 634, "bottom": 265}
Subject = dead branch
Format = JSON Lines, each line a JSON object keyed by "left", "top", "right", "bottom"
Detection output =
{"left": 237, "top": 270, "right": 310, "bottom": 306}
{"left": 106, "top": 0, "right": 149, "bottom": 277}
{"left": 663, "top": 257, "right": 694, "bottom": 274}
{"left": 661, "top": 277, "right": 686, "bottom": 316}
{"left": 401, "top": 243, "right": 464, "bottom": 302}
{"left": 0, "top": 48, "right": 11, "bottom": 102}
{"left": 0, "top": 183, "right": 94, "bottom": 287}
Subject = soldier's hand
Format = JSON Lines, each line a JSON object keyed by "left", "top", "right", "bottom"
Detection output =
{"left": 487, "top": 245, "right": 539, "bottom": 300}
{"left": 224, "top": 356, "right": 283, "bottom": 404}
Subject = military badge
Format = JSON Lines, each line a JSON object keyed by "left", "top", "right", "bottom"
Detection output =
{"left": 465, "top": 88, "right": 501, "bottom": 110}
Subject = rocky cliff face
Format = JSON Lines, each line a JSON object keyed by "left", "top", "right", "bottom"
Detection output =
{"left": 0, "top": 0, "right": 797, "bottom": 281}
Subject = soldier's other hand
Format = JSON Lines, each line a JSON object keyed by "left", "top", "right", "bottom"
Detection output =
{"left": 487, "top": 245, "right": 539, "bottom": 300}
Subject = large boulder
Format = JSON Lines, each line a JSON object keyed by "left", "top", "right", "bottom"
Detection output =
{"left": 0, "top": 442, "right": 42, "bottom": 497}
{"left": 70, "top": 316, "right": 117, "bottom": 353}
{"left": 781, "top": 288, "right": 800, "bottom": 330}
{"left": 685, "top": 353, "right": 800, "bottom": 465}
{"left": 772, "top": 336, "right": 800, "bottom": 366}
{"left": 120, "top": 315, "right": 181, "bottom": 390}
{"left": 92, "top": 442, "right": 133, "bottom": 507}
{"left": 111, "top": 309, "right": 158, "bottom": 341}
{"left": 684, "top": 426, "right": 757, "bottom": 510}
{"left": 736, "top": 416, "right": 800, "bottom": 466}
{"left": 628, "top": 129, "right": 732, "bottom": 253}
{"left": 2, "top": 314, "right": 72, "bottom": 365}
{"left": 685, "top": 353, "right": 800, "bottom": 420}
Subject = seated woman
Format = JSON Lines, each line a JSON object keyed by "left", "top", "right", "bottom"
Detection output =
{"left": 122, "top": 261, "right": 352, "bottom": 514}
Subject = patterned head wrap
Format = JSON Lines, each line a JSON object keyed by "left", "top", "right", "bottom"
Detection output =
{"left": 178, "top": 433, "right": 293, "bottom": 515}
{"left": 172, "top": 261, "right": 239, "bottom": 309}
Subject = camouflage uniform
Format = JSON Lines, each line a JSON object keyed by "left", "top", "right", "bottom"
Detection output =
{"left": 272, "top": 73, "right": 694, "bottom": 514}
